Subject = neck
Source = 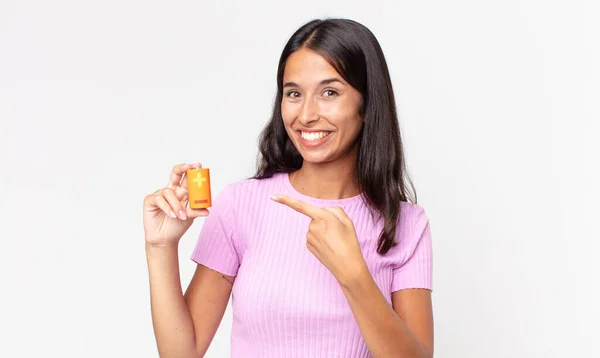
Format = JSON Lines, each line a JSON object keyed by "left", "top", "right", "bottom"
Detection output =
{"left": 289, "top": 152, "right": 359, "bottom": 200}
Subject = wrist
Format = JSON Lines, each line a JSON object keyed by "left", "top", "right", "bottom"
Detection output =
{"left": 337, "top": 260, "right": 371, "bottom": 290}
{"left": 145, "top": 241, "right": 179, "bottom": 253}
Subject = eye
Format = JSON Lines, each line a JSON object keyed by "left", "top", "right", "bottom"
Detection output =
{"left": 286, "top": 90, "right": 300, "bottom": 98}
{"left": 323, "top": 89, "right": 338, "bottom": 97}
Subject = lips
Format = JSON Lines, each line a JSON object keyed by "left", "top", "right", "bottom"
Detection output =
{"left": 297, "top": 130, "right": 332, "bottom": 148}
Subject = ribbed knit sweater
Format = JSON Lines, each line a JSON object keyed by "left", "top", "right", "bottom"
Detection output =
{"left": 191, "top": 172, "right": 433, "bottom": 357}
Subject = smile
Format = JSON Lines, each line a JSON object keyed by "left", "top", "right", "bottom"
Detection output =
{"left": 297, "top": 130, "right": 332, "bottom": 148}
{"left": 300, "top": 131, "right": 331, "bottom": 141}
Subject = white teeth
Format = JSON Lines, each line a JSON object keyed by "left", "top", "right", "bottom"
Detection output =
{"left": 301, "top": 131, "right": 330, "bottom": 141}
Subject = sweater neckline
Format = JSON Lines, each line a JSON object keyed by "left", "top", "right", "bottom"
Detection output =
{"left": 280, "top": 172, "right": 365, "bottom": 207}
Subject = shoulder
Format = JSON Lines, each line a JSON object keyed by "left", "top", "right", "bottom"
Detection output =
{"left": 390, "top": 201, "right": 432, "bottom": 259}
{"left": 398, "top": 201, "right": 428, "bottom": 227}
{"left": 388, "top": 201, "right": 434, "bottom": 290}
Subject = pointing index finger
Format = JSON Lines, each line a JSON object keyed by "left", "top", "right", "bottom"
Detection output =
{"left": 270, "top": 194, "right": 324, "bottom": 219}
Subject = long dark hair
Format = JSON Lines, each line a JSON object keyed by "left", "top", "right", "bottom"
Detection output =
{"left": 253, "top": 18, "right": 416, "bottom": 255}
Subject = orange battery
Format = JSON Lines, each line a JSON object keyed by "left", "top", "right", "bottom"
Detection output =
{"left": 186, "top": 168, "right": 212, "bottom": 209}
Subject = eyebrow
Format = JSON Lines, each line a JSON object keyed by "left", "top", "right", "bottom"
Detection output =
{"left": 283, "top": 78, "right": 345, "bottom": 88}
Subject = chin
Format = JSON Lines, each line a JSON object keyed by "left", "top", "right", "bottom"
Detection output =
{"left": 301, "top": 156, "right": 331, "bottom": 165}
{"left": 297, "top": 150, "right": 337, "bottom": 164}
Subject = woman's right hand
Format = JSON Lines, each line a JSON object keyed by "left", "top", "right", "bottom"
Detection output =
{"left": 143, "top": 162, "right": 209, "bottom": 247}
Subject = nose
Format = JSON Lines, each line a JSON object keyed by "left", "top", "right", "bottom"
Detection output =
{"left": 298, "top": 96, "right": 319, "bottom": 126}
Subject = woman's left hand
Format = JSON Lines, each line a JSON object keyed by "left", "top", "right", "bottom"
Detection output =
{"left": 271, "top": 194, "right": 368, "bottom": 285}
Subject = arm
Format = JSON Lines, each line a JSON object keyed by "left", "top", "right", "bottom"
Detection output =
{"left": 339, "top": 269, "right": 433, "bottom": 358}
{"left": 340, "top": 205, "right": 434, "bottom": 358}
{"left": 269, "top": 195, "right": 433, "bottom": 357}
{"left": 146, "top": 244, "right": 234, "bottom": 358}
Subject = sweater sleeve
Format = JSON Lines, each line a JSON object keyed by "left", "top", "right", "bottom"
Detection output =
{"left": 391, "top": 205, "right": 433, "bottom": 292}
{"left": 190, "top": 184, "right": 240, "bottom": 277}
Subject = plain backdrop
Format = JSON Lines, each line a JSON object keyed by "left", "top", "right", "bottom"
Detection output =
{"left": 1, "top": 0, "right": 598, "bottom": 357}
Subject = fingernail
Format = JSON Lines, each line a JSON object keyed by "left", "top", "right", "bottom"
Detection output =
{"left": 179, "top": 210, "right": 187, "bottom": 220}
{"left": 270, "top": 195, "right": 279, "bottom": 202}
{"left": 169, "top": 211, "right": 177, "bottom": 219}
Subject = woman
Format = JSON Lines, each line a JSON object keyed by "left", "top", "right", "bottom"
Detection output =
{"left": 143, "top": 18, "right": 434, "bottom": 358}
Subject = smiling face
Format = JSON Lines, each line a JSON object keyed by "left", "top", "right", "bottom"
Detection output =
{"left": 281, "top": 48, "right": 364, "bottom": 165}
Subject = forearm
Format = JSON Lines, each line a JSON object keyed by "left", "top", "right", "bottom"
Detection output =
{"left": 146, "top": 243, "right": 198, "bottom": 358}
{"left": 340, "top": 268, "right": 430, "bottom": 358}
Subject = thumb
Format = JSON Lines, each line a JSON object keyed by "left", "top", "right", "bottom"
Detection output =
{"left": 186, "top": 207, "right": 210, "bottom": 219}
{"left": 323, "top": 206, "right": 346, "bottom": 222}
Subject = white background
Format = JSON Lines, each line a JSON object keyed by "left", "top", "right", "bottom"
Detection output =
{"left": 1, "top": 1, "right": 598, "bottom": 357}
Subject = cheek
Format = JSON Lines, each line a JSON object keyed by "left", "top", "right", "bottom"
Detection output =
{"left": 325, "top": 106, "right": 362, "bottom": 130}
{"left": 322, "top": 98, "right": 359, "bottom": 119}
{"left": 280, "top": 101, "right": 295, "bottom": 126}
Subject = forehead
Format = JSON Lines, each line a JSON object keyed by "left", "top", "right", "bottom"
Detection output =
{"left": 283, "top": 48, "right": 340, "bottom": 82}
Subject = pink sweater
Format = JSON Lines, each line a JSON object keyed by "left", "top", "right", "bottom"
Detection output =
{"left": 191, "top": 172, "right": 433, "bottom": 357}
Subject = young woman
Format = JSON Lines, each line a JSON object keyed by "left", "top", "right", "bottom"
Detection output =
{"left": 143, "top": 18, "right": 434, "bottom": 358}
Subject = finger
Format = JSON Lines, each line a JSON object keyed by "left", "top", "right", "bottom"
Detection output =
{"left": 174, "top": 184, "right": 188, "bottom": 201}
{"left": 306, "top": 240, "right": 317, "bottom": 255}
{"left": 308, "top": 220, "right": 322, "bottom": 234}
{"left": 162, "top": 188, "right": 187, "bottom": 220}
{"left": 153, "top": 194, "right": 179, "bottom": 219}
{"left": 167, "top": 163, "right": 190, "bottom": 188}
{"left": 175, "top": 186, "right": 189, "bottom": 210}
{"left": 323, "top": 206, "right": 349, "bottom": 223}
{"left": 305, "top": 233, "right": 319, "bottom": 257}
{"left": 270, "top": 194, "right": 324, "bottom": 219}
{"left": 167, "top": 162, "right": 201, "bottom": 188}
{"left": 186, "top": 207, "right": 210, "bottom": 219}
{"left": 306, "top": 229, "right": 318, "bottom": 243}
{"left": 181, "top": 171, "right": 189, "bottom": 190}
{"left": 181, "top": 162, "right": 203, "bottom": 190}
